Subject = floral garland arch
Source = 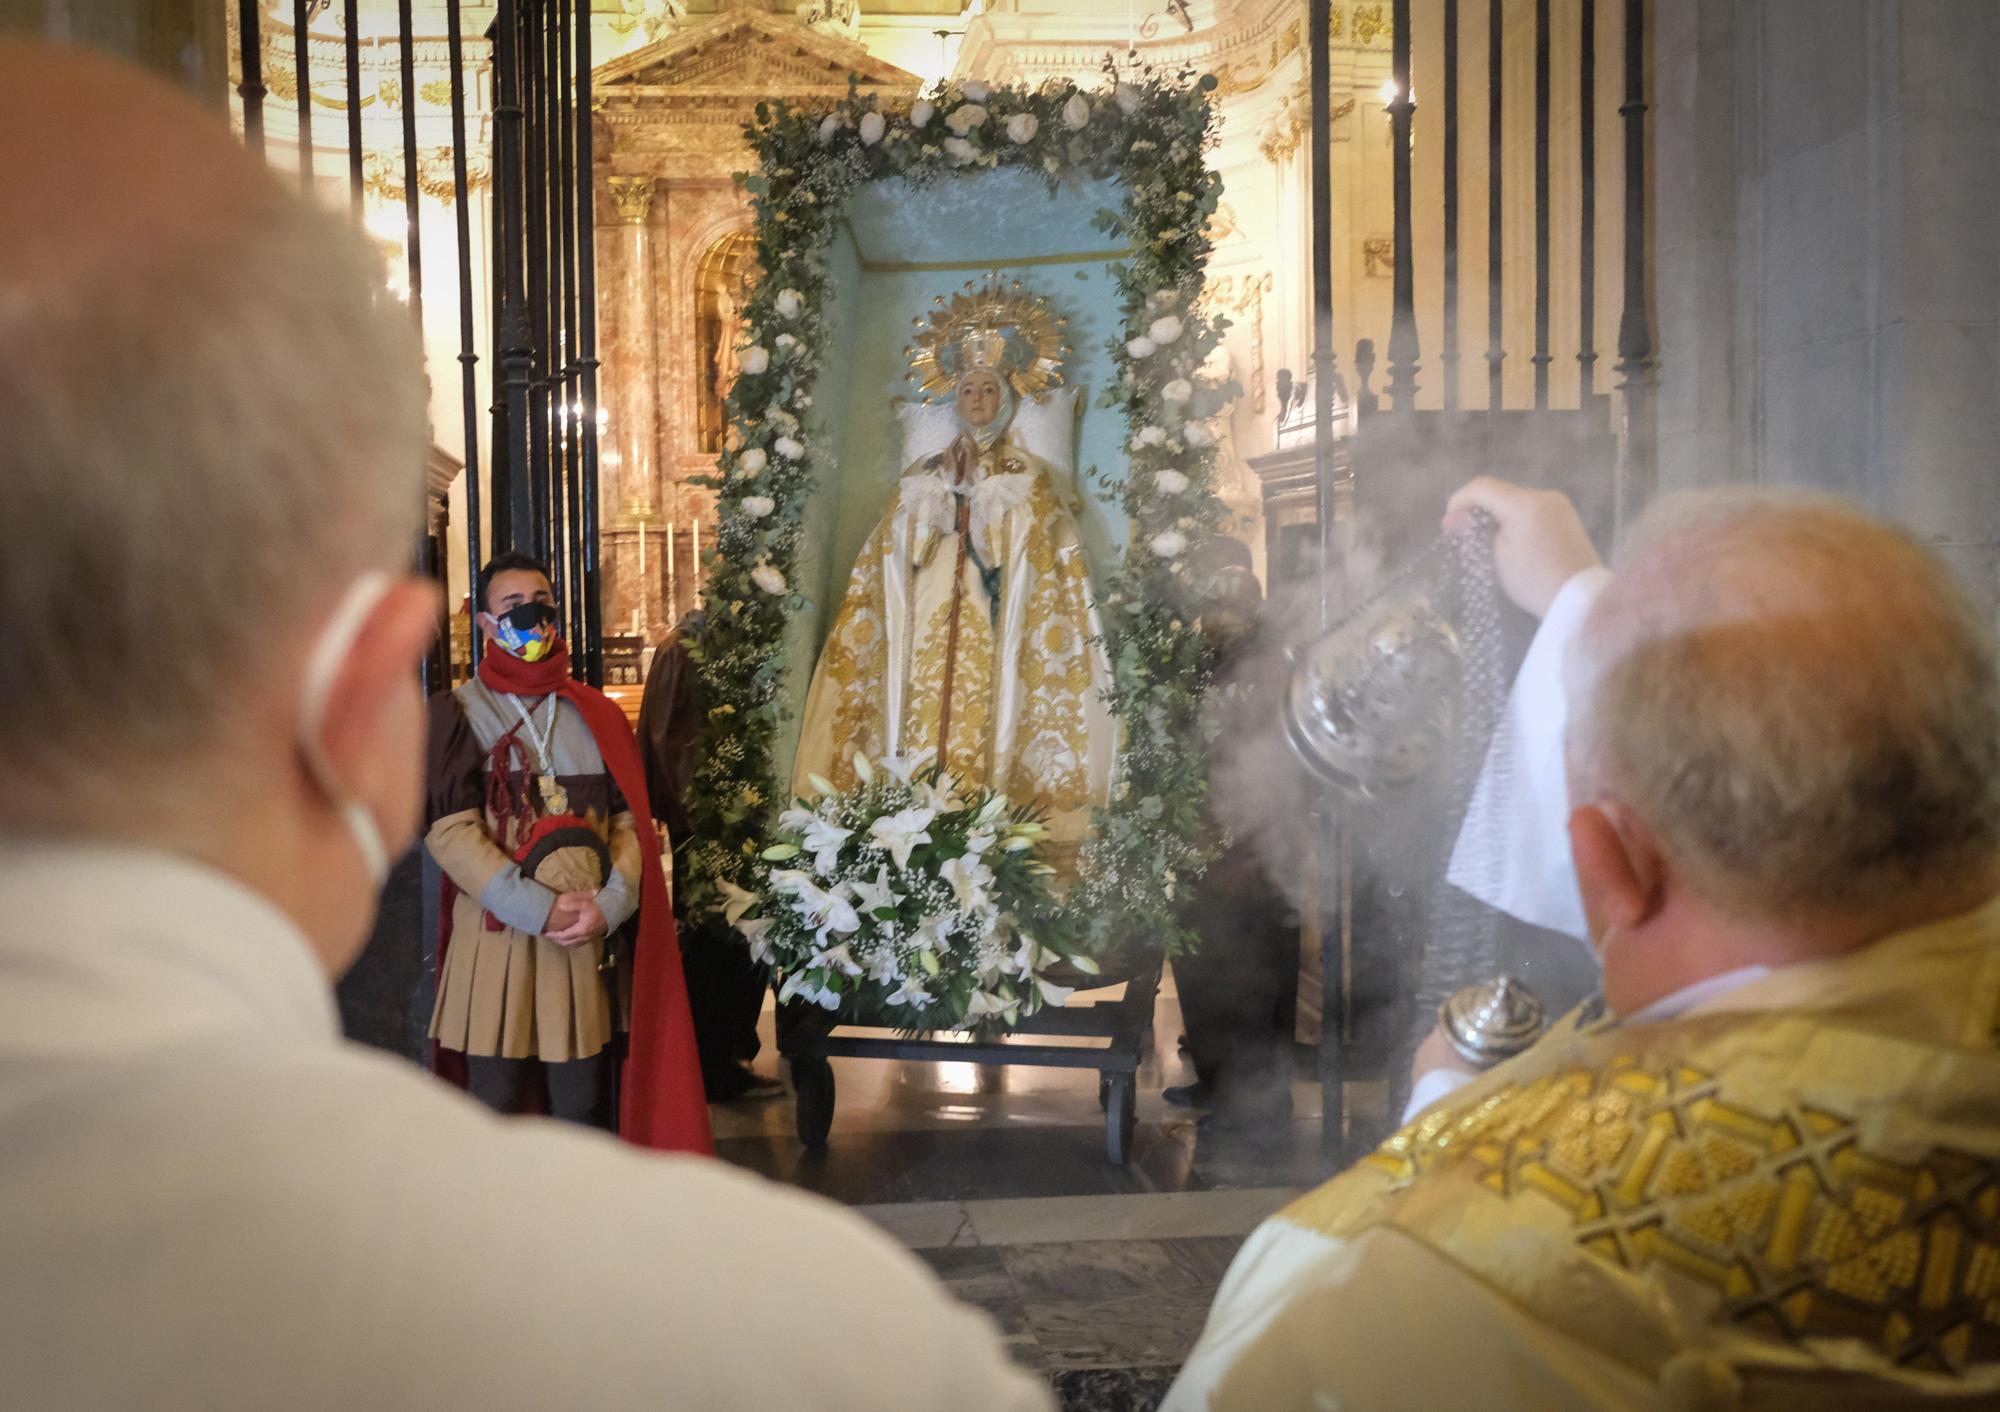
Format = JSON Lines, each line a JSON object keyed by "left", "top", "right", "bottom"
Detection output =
{"left": 680, "top": 68, "right": 1234, "bottom": 987}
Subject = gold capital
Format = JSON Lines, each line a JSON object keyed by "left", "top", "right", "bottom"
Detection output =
{"left": 607, "top": 175, "right": 656, "bottom": 225}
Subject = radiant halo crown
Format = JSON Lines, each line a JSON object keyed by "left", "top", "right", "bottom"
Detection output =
{"left": 905, "top": 276, "right": 1071, "bottom": 399}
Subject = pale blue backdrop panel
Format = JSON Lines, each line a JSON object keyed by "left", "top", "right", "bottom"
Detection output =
{"left": 772, "top": 168, "right": 1134, "bottom": 791}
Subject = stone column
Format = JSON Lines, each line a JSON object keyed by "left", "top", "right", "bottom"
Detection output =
{"left": 604, "top": 175, "right": 662, "bottom": 525}
{"left": 1653, "top": 0, "right": 2000, "bottom": 610}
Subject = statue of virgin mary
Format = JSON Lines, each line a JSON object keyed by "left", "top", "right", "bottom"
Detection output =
{"left": 792, "top": 286, "right": 1117, "bottom": 855}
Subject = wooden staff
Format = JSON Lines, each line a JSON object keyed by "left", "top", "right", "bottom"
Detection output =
{"left": 935, "top": 437, "right": 978, "bottom": 760}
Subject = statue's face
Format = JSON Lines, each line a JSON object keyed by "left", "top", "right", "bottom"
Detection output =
{"left": 956, "top": 371, "right": 1005, "bottom": 429}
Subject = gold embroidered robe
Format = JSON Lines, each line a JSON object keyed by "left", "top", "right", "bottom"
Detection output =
{"left": 1165, "top": 898, "right": 2000, "bottom": 1410}
{"left": 792, "top": 437, "right": 1117, "bottom": 853}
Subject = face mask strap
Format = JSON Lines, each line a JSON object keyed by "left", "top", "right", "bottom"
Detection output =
{"left": 299, "top": 571, "right": 395, "bottom": 886}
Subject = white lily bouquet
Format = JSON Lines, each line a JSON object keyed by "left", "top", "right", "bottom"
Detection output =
{"left": 720, "top": 752, "right": 1099, "bottom": 1033}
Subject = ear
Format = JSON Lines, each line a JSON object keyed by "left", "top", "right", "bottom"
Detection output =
{"left": 312, "top": 577, "right": 441, "bottom": 828}
{"left": 1568, "top": 802, "right": 1666, "bottom": 932}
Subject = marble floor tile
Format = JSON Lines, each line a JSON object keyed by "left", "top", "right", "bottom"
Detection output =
{"left": 963, "top": 1187, "right": 1299, "bottom": 1247}
{"left": 914, "top": 1245, "right": 1045, "bottom": 1372}
{"left": 1001, "top": 1237, "right": 1242, "bottom": 1373}
{"left": 854, "top": 1199, "right": 978, "bottom": 1249}
{"left": 1051, "top": 1367, "right": 1182, "bottom": 1412}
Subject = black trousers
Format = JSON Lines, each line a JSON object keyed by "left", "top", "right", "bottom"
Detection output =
{"left": 1175, "top": 864, "right": 1300, "bottom": 1116}
{"left": 677, "top": 898, "right": 769, "bottom": 1085}
{"left": 466, "top": 1052, "right": 616, "bottom": 1131}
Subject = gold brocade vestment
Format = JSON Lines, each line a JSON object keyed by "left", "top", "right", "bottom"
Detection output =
{"left": 1167, "top": 898, "right": 2000, "bottom": 1410}
{"left": 792, "top": 436, "right": 1116, "bottom": 853}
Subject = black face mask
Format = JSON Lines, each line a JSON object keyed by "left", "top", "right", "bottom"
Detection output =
{"left": 491, "top": 601, "right": 562, "bottom": 660}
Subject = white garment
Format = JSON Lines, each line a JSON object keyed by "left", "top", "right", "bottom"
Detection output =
{"left": 1445, "top": 566, "right": 1612, "bottom": 941}
{"left": 0, "top": 843, "right": 1050, "bottom": 1412}
{"left": 1170, "top": 963, "right": 1783, "bottom": 1412}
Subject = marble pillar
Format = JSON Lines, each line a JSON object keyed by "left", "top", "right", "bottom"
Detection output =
{"left": 605, "top": 175, "right": 662, "bottom": 525}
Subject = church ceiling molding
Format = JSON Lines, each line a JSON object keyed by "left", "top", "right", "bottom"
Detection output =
{"left": 592, "top": 5, "right": 922, "bottom": 103}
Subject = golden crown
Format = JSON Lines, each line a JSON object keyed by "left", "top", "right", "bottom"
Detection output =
{"left": 905, "top": 278, "right": 1071, "bottom": 399}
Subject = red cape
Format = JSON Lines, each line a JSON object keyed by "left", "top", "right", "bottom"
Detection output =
{"left": 433, "top": 642, "right": 714, "bottom": 1155}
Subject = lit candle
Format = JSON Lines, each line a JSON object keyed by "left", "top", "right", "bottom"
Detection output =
{"left": 692, "top": 519, "right": 702, "bottom": 606}
{"left": 637, "top": 518, "right": 647, "bottom": 634}
{"left": 667, "top": 518, "right": 677, "bottom": 624}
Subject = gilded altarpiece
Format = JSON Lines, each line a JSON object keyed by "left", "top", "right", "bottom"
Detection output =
{"left": 592, "top": 6, "right": 920, "bottom": 644}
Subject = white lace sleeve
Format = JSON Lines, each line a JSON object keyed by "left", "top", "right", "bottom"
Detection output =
{"left": 968, "top": 473, "right": 1033, "bottom": 559}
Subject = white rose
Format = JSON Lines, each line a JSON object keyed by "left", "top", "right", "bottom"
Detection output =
{"left": 734, "top": 447, "right": 768, "bottom": 477}
{"left": 1150, "top": 530, "right": 1188, "bottom": 559}
{"left": 1134, "top": 426, "right": 1167, "bottom": 448}
{"left": 774, "top": 288, "right": 804, "bottom": 319}
{"left": 943, "top": 136, "right": 978, "bottom": 164}
{"left": 1183, "top": 421, "right": 1216, "bottom": 448}
{"left": 1161, "top": 378, "right": 1194, "bottom": 404}
{"left": 739, "top": 345, "right": 770, "bottom": 376}
{"left": 751, "top": 562, "right": 788, "bottom": 595}
{"left": 1115, "top": 82, "right": 1143, "bottom": 115}
{"left": 910, "top": 99, "right": 936, "bottom": 127}
{"left": 1062, "top": 93, "right": 1091, "bottom": 130}
{"left": 740, "top": 495, "right": 776, "bottom": 520}
{"left": 1148, "top": 315, "right": 1184, "bottom": 344}
{"left": 774, "top": 333, "right": 798, "bottom": 350}
{"left": 817, "top": 114, "right": 844, "bottom": 145}
{"left": 944, "top": 103, "right": 989, "bottom": 135}
{"left": 1153, "top": 470, "right": 1189, "bottom": 495}
{"left": 774, "top": 435, "right": 806, "bottom": 460}
{"left": 961, "top": 80, "right": 990, "bottom": 103}
{"left": 1126, "top": 336, "right": 1157, "bottom": 359}
{"left": 858, "top": 110, "right": 886, "bottom": 146}
{"left": 1006, "top": 112, "right": 1039, "bottom": 144}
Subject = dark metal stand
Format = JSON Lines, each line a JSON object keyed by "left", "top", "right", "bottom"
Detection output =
{"left": 781, "top": 960, "right": 1163, "bottom": 1166}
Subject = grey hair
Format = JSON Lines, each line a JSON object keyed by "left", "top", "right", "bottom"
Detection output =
{"left": 1565, "top": 490, "right": 2000, "bottom": 918}
{"left": 0, "top": 148, "right": 427, "bottom": 791}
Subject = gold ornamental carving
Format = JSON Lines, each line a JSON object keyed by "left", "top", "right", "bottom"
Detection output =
{"left": 1362, "top": 237, "right": 1395, "bottom": 278}
{"left": 1354, "top": 4, "right": 1392, "bottom": 45}
{"left": 607, "top": 176, "right": 658, "bottom": 225}
{"left": 362, "top": 147, "right": 490, "bottom": 204}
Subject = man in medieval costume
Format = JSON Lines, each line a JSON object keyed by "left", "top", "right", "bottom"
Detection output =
{"left": 792, "top": 306, "right": 1117, "bottom": 858}
{"left": 427, "top": 551, "right": 710, "bottom": 1151}
{"left": 1167, "top": 485, "right": 2000, "bottom": 1407}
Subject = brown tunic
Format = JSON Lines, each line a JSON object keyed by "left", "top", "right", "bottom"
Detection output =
{"left": 424, "top": 679, "right": 644, "bottom": 1063}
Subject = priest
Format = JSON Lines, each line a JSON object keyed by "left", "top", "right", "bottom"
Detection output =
{"left": 1167, "top": 487, "right": 2000, "bottom": 1406}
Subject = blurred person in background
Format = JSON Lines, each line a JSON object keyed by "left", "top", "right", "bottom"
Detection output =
{"left": 0, "top": 41, "right": 1049, "bottom": 1412}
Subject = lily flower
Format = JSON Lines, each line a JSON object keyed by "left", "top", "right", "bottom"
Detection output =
{"left": 716, "top": 877, "right": 761, "bottom": 926}
{"left": 801, "top": 817, "right": 855, "bottom": 873}
{"left": 868, "top": 807, "right": 936, "bottom": 869}
{"left": 849, "top": 864, "right": 905, "bottom": 918}
{"left": 737, "top": 916, "right": 777, "bottom": 964}
{"left": 885, "top": 979, "right": 934, "bottom": 1009}
{"left": 941, "top": 855, "right": 995, "bottom": 913}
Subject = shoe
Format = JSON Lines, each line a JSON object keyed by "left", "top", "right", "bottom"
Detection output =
{"left": 1162, "top": 1082, "right": 1214, "bottom": 1109}
{"left": 706, "top": 1064, "right": 786, "bottom": 1102}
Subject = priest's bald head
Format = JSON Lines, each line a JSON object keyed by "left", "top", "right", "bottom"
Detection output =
{"left": 0, "top": 42, "right": 439, "bottom": 975}
{"left": 1563, "top": 490, "right": 2000, "bottom": 1014}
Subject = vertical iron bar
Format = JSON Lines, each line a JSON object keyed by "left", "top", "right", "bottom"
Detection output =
{"left": 575, "top": 0, "right": 605, "bottom": 687}
{"left": 1385, "top": 0, "right": 1419, "bottom": 410}
{"left": 1532, "top": 0, "right": 1551, "bottom": 408}
{"left": 1308, "top": 0, "right": 1345, "bottom": 1163}
{"left": 539, "top": 1, "right": 565, "bottom": 630}
{"left": 1615, "top": 0, "right": 1654, "bottom": 521}
{"left": 523, "top": 2, "right": 551, "bottom": 564}
{"left": 494, "top": 8, "right": 533, "bottom": 552}
{"left": 237, "top": 0, "right": 266, "bottom": 157}
{"left": 559, "top": 0, "right": 586, "bottom": 659}
{"left": 343, "top": 0, "right": 362, "bottom": 215}
{"left": 447, "top": 0, "right": 483, "bottom": 669}
{"left": 396, "top": 0, "right": 423, "bottom": 321}
{"left": 1485, "top": 0, "right": 1503, "bottom": 410}
{"left": 1442, "top": 0, "right": 1460, "bottom": 411}
{"left": 1578, "top": 0, "right": 1598, "bottom": 399}
{"left": 291, "top": 0, "right": 314, "bottom": 193}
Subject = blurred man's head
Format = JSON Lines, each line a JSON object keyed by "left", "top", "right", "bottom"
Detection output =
{"left": 1563, "top": 491, "right": 2000, "bottom": 1012}
{"left": 0, "top": 42, "right": 438, "bottom": 973}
